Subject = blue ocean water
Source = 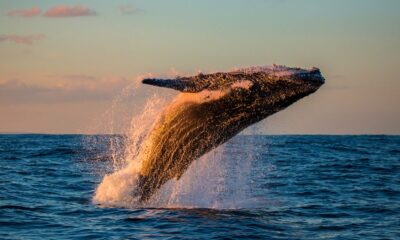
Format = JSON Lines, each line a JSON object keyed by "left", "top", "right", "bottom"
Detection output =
{"left": 0, "top": 134, "right": 399, "bottom": 239}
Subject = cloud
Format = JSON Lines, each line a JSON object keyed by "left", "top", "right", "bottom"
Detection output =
{"left": 119, "top": 5, "right": 137, "bottom": 15}
{"left": 6, "top": 7, "right": 41, "bottom": 17}
{"left": 5, "top": 5, "right": 96, "bottom": 18}
{"left": 0, "top": 34, "right": 45, "bottom": 45}
{"left": 46, "top": 74, "right": 98, "bottom": 81}
{"left": 0, "top": 76, "right": 132, "bottom": 104}
{"left": 43, "top": 5, "right": 96, "bottom": 17}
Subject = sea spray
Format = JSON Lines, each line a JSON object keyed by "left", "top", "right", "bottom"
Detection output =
{"left": 93, "top": 94, "right": 168, "bottom": 207}
{"left": 93, "top": 91, "right": 260, "bottom": 208}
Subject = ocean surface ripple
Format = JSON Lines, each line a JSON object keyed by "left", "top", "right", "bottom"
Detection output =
{"left": 0, "top": 134, "right": 399, "bottom": 239}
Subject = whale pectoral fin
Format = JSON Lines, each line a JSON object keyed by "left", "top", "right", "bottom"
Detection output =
{"left": 142, "top": 77, "right": 202, "bottom": 93}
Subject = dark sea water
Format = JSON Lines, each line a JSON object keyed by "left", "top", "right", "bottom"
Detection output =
{"left": 0, "top": 134, "right": 399, "bottom": 239}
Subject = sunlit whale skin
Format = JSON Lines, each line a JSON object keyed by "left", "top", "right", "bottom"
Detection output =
{"left": 136, "top": 65, "right": 325, "bottom": 202}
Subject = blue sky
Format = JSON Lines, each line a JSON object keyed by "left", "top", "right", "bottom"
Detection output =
{"left": 0, "top": 0, "right": 399, "bottom": 134}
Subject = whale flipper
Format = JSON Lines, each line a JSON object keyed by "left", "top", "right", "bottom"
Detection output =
{"left": 142, "top": 72, "right": 242, "bottom": 93}
{"left": 142, "top": 77, "right": 202, "bottom": 93}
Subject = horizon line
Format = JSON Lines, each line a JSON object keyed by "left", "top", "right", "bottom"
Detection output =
{"left": 0, "top": 132, "right": 399, "bottom": 136}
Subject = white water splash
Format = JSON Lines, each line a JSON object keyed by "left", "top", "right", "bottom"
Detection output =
{"left": 93, "top": 93, "right": 168, "bottom": 207}
{"left": 93, "top": 83, "right": 262, "bottom": 209}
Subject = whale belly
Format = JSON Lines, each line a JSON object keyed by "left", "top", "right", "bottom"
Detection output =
{"left": 137, "top": 95, "right": 251, "bottom": 201}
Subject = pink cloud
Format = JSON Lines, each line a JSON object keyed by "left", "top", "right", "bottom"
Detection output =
{"left": 0, "top": 34, "right": 45, "bottom": 45}
{"left": 6, "top": 7, "right": 41, "bottom": 17}
{"left": 43, "top": 5, "right": 96, "bottom": 18}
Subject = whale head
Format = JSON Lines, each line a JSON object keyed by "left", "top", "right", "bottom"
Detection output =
{"left": 232, "top": 65, "right": 325, "bottom": 103}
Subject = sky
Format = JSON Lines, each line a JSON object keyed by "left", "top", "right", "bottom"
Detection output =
{"left": 0, "top": 0, "right": 399, "bottom": 134}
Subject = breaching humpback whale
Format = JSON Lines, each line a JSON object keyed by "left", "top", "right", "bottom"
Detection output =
{"left": 136, "top": 65, "right": 325, "bottom": 202}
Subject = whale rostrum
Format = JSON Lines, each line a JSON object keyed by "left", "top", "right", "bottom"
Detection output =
{"left": 136, "top": 65, "right": 325, "bottom": 202}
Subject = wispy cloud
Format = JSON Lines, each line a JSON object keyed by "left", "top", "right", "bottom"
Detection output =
{"left": 6, "top": 7, "right": 41, "bottom": 17}
{"left": 6, "top": 5, "right": 96, "bottom": 18}
{"left": 43, "top": 5, "right": 96, "bottom": 17}
{"left": 0, "top": 76, "right": 131, "bottom": 104}
{"left": 0, "top": 34, "right": 45, "bottom": 45}
{"left": 60, "top": 74, "right": 98, "bottom": 81}
{"left": 119, "top": 5, "right": 137, "bottom": 15}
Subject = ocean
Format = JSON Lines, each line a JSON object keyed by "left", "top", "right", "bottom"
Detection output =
{"left": 0, "top": 134, "right": 399, "bottom": 239}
